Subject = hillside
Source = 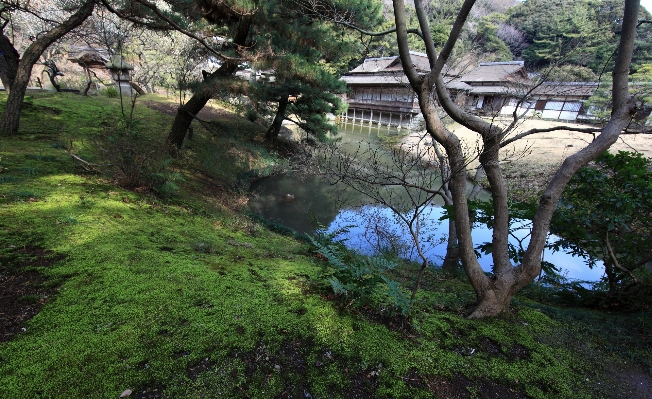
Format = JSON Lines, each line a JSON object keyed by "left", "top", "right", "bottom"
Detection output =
{"left": 1, "top": 92, "right": 651, "bottom": 398}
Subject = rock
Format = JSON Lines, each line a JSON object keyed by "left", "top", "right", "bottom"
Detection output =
{"left": 277, "top": 125, "right": 299, "bottom": 144}
{"left": 119, "top": 389, "right": 132, "bottom": 397}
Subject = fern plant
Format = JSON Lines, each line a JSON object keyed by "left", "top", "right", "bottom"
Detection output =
{"left": 309, "top": 232, "right": 411, "bottom": 315}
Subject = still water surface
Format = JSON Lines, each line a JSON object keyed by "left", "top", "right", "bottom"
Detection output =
{"left": 249, "top": 122, "right": 604, "bottom": 282}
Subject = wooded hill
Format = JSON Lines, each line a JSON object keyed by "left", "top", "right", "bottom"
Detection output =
{"left": 371, "top": 0, "right": 652, "bottom": 79}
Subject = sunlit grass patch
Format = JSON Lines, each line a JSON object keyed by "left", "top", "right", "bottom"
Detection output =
{"left": 0, "top": 91, "right": 648, "bottom": 398}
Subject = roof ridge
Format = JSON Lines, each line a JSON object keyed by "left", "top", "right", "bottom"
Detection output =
{"left": 478, "top": 61, "right": 524, "bottom": 66}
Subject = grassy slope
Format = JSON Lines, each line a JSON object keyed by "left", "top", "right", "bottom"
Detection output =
{"left": 0, "top": 92, "right": 649, "bottom": 398}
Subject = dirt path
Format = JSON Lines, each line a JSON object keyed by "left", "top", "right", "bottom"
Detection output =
{"left": 140, "top": 97, "right": 239, "bottom": 122}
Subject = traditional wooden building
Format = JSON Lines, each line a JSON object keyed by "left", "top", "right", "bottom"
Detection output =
{"left": 341, "top": 51, "right": 434, "bottom": 128}
{"left": 447, "top": 61, "right": 532, "bottom": 115}
{"left": 342, "top": 56, "right": 601, "bottom": 126}
{"left": 342, "top": 57, "right": 532, "bottom": 126}
{"left": 528, "top": 82, "right": 599, "bottom": 121}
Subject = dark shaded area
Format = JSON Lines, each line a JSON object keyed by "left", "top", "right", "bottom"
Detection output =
{"left": 129, "top": 387, "right": 164, "bottom": 399}
{"left": 401, "top": 371, "right": 529, "bottom": 399}
{"left": 0, "top": 246, "right": 65, "bottom": 342}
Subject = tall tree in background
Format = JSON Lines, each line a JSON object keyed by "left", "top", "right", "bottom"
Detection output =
{"left": 164, "top": 0, "right": 254, "bottom": 150}
{"left": 110, "top": 0, "right": 384, "bottom": 151}
{"left": 506, "top": 0, "right": 652, "bottom": 73}
{"left": 391, "top": 0, "right": 640, "bottom": 318}
{"left": 253, "top": 0, "right": 382, "bottom": 141}
{"left": 473, "top": 13, "right": 513, "bottom": 61}
{"left": 0, "top": 0, "right": 95, "bottom": 136}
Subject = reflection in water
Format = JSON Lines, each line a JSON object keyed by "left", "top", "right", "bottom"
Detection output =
{"left": 248, "top": 173, "right": 345, "bottom": 232}
{"left": 327, "top": 205, "right": 604, "bottom": 282}
{"left": 248, "top": 122, "right": 604, "bottom": 282}
{"left": 249, "top": 122, "right": 402, "bottom": 232}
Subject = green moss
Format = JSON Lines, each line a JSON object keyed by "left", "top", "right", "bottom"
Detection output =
{"left": 0, "top": 92, "right": 647, "bottom": 398}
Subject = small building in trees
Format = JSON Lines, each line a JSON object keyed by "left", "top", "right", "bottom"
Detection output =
{"left": 68, "top": 46, "right": 109, "bottom": 69}
{"left": 342, "top": 57, "right": 601, "bottom": 124}
{"left": 449, "top": 61, "right": 532, "bottom": 115}
{"left": 341, "top": 58, "right": 533, "bottom": 125}
{"left": 68, "top": 46, "right": 110, "bottom": 95}
{"left": 529, "top": 82, "right": 599, "bottom": 121}
{"left": 341, "top": 51, "right": 451, "bottom": 128}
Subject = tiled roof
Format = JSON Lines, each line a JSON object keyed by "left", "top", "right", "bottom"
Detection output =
{"left": 347, "top": 52, "right": 437, "bottom": 75}
{"left": 348, "top": 57, "right": 396, "bottom": 74}
{"left": 460, "top": 61, "right": 529, "bottom": 84}
{"left": 531, "top": 82, "right": 599, "bottom": 97}
{"left": 341, "top": 75, "right": 410, "bottom": 85}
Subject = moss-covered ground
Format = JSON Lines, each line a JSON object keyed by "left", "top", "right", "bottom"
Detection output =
{"left": 1, "top": 92, "right": 650, "bottom": 398}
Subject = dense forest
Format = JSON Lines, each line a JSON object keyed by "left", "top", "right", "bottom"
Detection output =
{"left": 369, "top": 0, "right": 652, "bottom": 77}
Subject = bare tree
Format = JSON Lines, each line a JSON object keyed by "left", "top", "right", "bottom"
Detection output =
{"left": 391, "top": 0, "right": 640, "bottom": 318}
{"left": 316, "top": 139, "right": 455, "bottom": 298}
{"left": 496, "top": 23, "right": 528, "bottom": 57}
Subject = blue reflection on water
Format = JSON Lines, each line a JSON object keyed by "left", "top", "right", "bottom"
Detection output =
{"left": 326, "top": 205, "right": 605, "bottom": 282}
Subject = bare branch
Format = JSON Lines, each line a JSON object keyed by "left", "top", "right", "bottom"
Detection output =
{"left": 99, "top": 0, "right": 241, "bottom": 62}
{"left": 290, "top": 0, "right": 423, "bottom": 39}
{"left": 605, "top": 231, "right": 639, "bottom": 284}
{"left": 500, "top": 126, "right": 604, "bottom": 148}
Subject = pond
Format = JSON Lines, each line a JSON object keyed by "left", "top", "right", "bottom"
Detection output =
{"left": 248, "top": 121, "right": 604, "bottom": 283}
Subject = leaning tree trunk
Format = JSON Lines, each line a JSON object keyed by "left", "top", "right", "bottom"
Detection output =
{"left": 265, "top": 96, "right": 289, "bottom": 140}
{"left": 129, "top": 82, "right": 145, "bottom": 95}
{"left": 166, "top": 16, "right": 252, "bottom": 151}
{"left": 166, "top": 65, "right": 237, "bottom": 149}
{"left": 82, "top": 68, "right": 92, "bottom": 96}
{"left": 0, "top": 33, "right": 19, "bottom": 93}
{"left": 45, "top": 70, "right": 62, "bottom": 92}
{"left": 393, "top": 0, "right": 639, "bottom": 318}
{"left": 0, "top": 1, "right": 94, "bottom": 136}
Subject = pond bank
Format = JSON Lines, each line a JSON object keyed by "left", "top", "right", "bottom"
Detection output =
{"left": 400, "top": 119, "right": 652, "bottom": 201}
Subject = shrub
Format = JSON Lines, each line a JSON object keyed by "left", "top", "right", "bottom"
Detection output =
{"left": 550, "top": 151, "right": 652, "bottom": 299}
{"left": 309, "top": 231, "right": 411, "bottom": 315}
{"left": 102, "top": 86, "right": 118, "bottom": 98}
{"left": 91, "top": 116, "right": 181, "bottom": 195}
{"left": 244, "top": 108, "right": 258, "bottom": 122}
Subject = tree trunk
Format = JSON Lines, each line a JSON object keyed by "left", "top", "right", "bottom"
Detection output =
{"left": 82, "top": 69, "right": 92, "bottom": 96}
{"left": 441, "top": 220, "right": 459, "bottom": 271}
{"left": 468, "top": 278, "right": 516, "bottom": 318}
{"left": 392, "top": 0, "right": 639, "bottom": 318}
{"left": 0, "top": 1, "right": 94, "bottom": 136}
{"left": 266, "top": 96, "right": 289, "bottom": 140}
{"left": 0, "top": 33, "right": 19, "bottom": 92}
{"left": 167, "top": 70, "right": 231, "bottom": 149}
{"left": 166, "top": 16, "right": 252, "bottom": 151}
{"left": 46, "top": 71, "right": 62, "bottom": 92}
{"left": 130, "top": 82, "right": 145, "bottom": 95}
